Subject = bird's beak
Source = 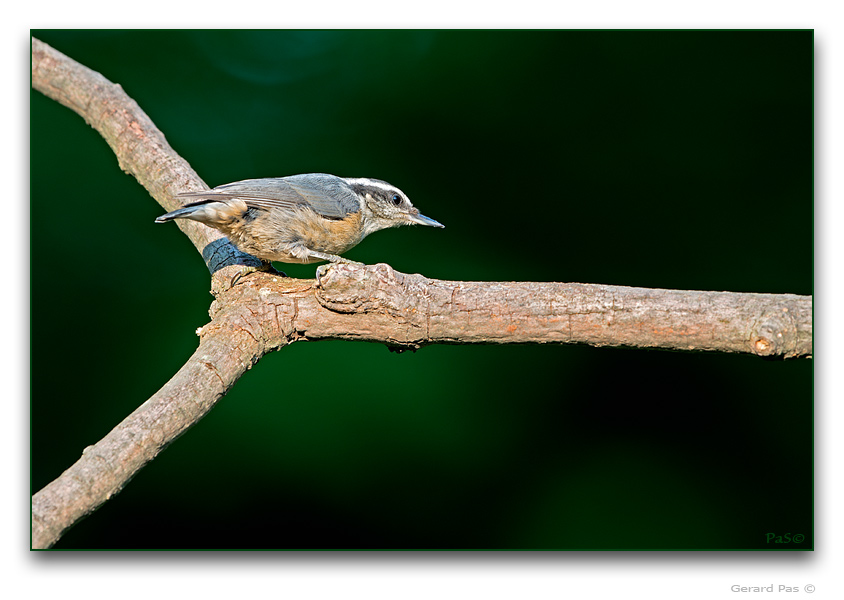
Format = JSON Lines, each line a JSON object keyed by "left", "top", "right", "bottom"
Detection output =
{"left": 408, "top": 213, "right": 445, "bottom": 228}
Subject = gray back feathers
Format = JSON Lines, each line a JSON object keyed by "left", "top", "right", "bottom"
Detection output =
{"left": 176, "top": 173, "right": 361, "bottom": 219}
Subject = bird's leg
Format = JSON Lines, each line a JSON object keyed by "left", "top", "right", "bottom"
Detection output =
{"left": 306, "top": 250, "right": 364, "bottom": 266}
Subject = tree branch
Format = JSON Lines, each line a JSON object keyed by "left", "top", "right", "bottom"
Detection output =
{"left": 30, "top": 36, "right": 262, "bottom": 293}
{"left": 31, "top": 326, "right": 267, "bottom": 549}
{"left": 30, "top": 37, "right": 813, "bottom": 549}
{"left": 308, "top": 264, "right": 812, "bottom": 357}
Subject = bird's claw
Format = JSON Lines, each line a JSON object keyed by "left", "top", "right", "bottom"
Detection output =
{"left": 230, "top": 262, "right": 287, "bottom": 288}
{"left": 315, "top": 264, "right": 329, "bottom": 287}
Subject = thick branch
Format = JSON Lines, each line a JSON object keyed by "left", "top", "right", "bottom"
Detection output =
{"left": 205, "top": 263, "right": 811, "bottom": 359}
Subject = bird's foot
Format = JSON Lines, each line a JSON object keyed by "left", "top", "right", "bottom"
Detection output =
{"left": 230, "top": 261, "right": 287, "bottom": 287}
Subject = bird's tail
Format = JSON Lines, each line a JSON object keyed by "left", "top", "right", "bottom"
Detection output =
{"left": 154, "top": 204, "right": 207, "bottom": 223}
{"left": 154, "top": 198, "right": 249, "bottom": 227}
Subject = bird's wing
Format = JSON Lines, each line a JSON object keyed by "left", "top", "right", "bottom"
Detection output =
{"left": 176, "top": 175, "right": 359, "bottom": 219}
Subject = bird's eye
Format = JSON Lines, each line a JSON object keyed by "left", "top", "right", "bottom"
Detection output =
{"left": 391, "top": 194, "right": 402, "bottom": 206}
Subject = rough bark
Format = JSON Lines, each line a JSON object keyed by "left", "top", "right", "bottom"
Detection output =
{"left": 308, "top": 264, "right": 812, "bottom": 358}
{"left": 200, "top": 263, "right": 812, "bottom": 359}
{"left": 30, "top": 37, "right": 813, "bottom": 549}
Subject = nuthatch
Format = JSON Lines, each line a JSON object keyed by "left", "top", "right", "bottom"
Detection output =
{"left": 155, "top": 173, "right": 444, "bottom": 268}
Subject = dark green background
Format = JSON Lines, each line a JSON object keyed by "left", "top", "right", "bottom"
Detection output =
{"left": 31, "top": 30, "right": 812, "bottom": 549}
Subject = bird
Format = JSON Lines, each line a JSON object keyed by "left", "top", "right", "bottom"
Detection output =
{"left": 155, "top": 173, "right": 444, "bottom": 272}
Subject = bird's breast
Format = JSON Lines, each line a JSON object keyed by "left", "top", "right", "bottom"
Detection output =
{"left": 296, "top": 209, "right": 366, "bottom": 255}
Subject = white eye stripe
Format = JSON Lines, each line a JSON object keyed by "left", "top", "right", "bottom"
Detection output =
{"left": 344, "top": 177, "right": 401, "bottom": 195}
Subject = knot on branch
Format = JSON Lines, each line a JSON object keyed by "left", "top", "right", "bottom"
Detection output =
{"left": 750, "top": 307, "right": 798, "bottom": 358}
{"left": 314, "top": 263, "right": 432, "bottom": 320}
{"left": 204, "top": 274, "right": 319, "bottom": 350}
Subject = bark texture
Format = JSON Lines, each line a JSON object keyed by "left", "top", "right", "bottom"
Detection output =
{"left": 30, "top": 37, "right": 812, "bottom": 549}
{"left": 190, "top": 263, "right": 812, "bottom": 359}
{"left": 308, "top": 264, "right": 812, "bottom": 357}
